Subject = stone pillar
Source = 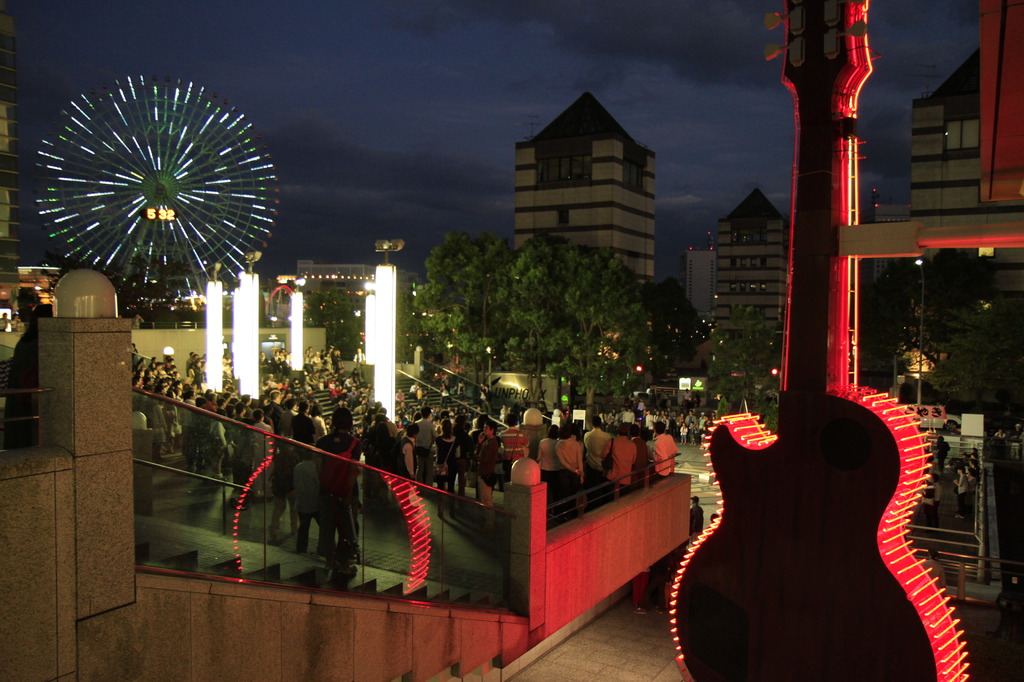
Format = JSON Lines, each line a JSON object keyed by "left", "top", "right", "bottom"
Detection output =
{"left": 506, "top": 458, "right": 547, "bottom": 631}
{"left": 38, "top": 317, "right": 135, "bottom": 619}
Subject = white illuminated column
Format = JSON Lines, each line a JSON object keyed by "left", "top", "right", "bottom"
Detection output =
{"left": 372, "top": 264, "right": 396, "bottom": 419}
{"left": 290, "top": 289, "right": 304, "bottom": 371}
{"left": 205, "top": 280, "right": 224, "bottom": 391}
{"left": 364, "top": 292, "right": 377, "bottom": 365}
{"left": 232, "top": 272, "right": 260, "bottom": 396}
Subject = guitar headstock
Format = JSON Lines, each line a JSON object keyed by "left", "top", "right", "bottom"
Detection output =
{"left": 766, "top": 0, "right": 872, "bottom": 119}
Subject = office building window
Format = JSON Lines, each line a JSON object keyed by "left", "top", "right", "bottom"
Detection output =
{"left": 538, "top": 155, "right": 592, "bottom": 182}
{"left": 945, "top": 119, "right": 980, "bottom": 150}
{"left": 624, "top": 160, "right": 643, "bottom": 187}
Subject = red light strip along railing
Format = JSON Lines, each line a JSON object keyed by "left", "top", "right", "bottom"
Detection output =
{"left": 381, "top": 472, "right": 433, "bottom": 594}
{"left": 228, "top": 438, "right": 433, "bottom": 594}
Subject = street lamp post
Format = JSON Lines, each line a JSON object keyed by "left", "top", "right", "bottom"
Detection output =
{"left": 486, "top": 346, "right": 492, "bottom": 386}
{"left": 915, "top": 258, "right": 925, "bottom": 405}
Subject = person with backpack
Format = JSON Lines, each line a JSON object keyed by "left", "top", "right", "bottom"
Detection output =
{"left": 315, "top": 406, "right": 361, "bottom": 579}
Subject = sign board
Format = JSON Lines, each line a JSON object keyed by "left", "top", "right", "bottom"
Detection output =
{"left": 961, "top": 413, "right": 985, "bottom": 438}
{"left": 678, "top": 377, "right": 707, "bottom": 391}
{"left": 906, "top": 404, "right": 947, "bottom": 428}
{"left": 572, "top": 409, "right": 586, "bottom": 423}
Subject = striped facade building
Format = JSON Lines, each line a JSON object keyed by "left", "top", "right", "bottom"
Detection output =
{"left": 714, "top": 188, "right": 789, "bottom": 327}
{"left": 911, "top": 50, "right": 1024, "bottom": 296}
{"left": 513, "top": 92, "right": 655, "bottom": 281}
{"left": 0, "top": 3, "right": 17, "bottom": 312}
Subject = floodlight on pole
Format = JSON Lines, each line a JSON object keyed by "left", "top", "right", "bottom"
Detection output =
{"left": 373, "top": 265, "right": 397, "bottom": 420}
{"left": 205, "top": 278, "right": 223, "bottom": 391}
{"left": 233, "top": 270, "right": 260, "bottom": 396}
{"left": 372, "top": 240, "right": 402, "bottom": 419}
{"left": 916, "top": 258, "right": 925, "bottom": 406}
{"left": 290, "top": 279, "right": 304, "bottom": 371}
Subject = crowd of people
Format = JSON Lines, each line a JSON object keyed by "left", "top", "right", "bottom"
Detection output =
{"left": 132, "top": 345, "right": 692, "bottom": 576}
{"left": 918, "top": 435, "right": 981, "bottom": 529}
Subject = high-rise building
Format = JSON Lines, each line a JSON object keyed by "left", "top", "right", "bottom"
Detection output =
{"left": 514, "top": 92, "right": 655, "bottom": 281}
{"left": 0, "top": 3, "right": 17, "bottom": 314}
{"left": 680, "top": 246, "right": 717, "bottom": 320}
{"left": 714, "top": 188, "right": 789, "bottom": 327}
{"left": 911, "top": 49, "right": 1024, "bottom": 295}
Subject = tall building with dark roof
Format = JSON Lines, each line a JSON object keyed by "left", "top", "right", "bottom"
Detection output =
{"left": 714, "top": 188, "right": 789, "bottom": 326}
{"left": 513, "top": 92, "right": 655, "bottom": 281}
{"left": 911, "top": 49, "right": 1024, "bottom": 296}
{"left": 0, "top": 2, "right": 16, "bottom": 314}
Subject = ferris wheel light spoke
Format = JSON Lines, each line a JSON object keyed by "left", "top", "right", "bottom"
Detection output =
{"left": 70, "top": 101, "right": 93, "bottom": 123}
{"left": 38, "top": 76, "right": 276, "bottom": 295}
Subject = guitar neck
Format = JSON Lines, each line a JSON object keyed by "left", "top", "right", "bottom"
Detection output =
{"left": 778, "top": 0, "right": 873, "bottom": 394}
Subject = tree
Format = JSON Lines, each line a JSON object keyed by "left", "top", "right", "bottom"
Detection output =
{"left": 304, "top": 288, "right": 360, "bottom": 352}
{"left": 545, "top": 245, "right": 647, "bottom": 421}
{"left": 859, "top": 250, "right": 996, "bottom": 371}
{"left": 415, "top": 232, "right": 513, "bottom": 382}
{"left": 708, "top": 305, "right": 781, "bottom": 417}
{"left": 503, "top": 235, "right": 571, "bottom": 403}
{"left": 640, "top": 277, "right": 707, "bottom": 375}
{"left": 930, "top": 298, "right": 1024, "bottom": 409}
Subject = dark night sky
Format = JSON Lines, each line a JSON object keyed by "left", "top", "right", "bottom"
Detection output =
{"left": 10, "top": 1, "right": 980, "bottom": 281}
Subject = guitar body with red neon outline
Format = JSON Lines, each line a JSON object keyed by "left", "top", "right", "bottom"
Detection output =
{"left": 676, "top": 391, "right": 937, "bottom": 681}
{"left": 669, "top": 2, "right": 968, "bottom": 680}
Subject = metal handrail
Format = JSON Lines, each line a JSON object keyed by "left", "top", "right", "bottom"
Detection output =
{"left": 132, "top": 386, "right": 511, "bottom": 513}
{"left": 418, "top": 357, "right": 487, "bottom": 394}
{"left": 396, "top": 368, "right": 499, "bottom": 423}
{"left": 0, "top": 387, "right": 53, "bottom": 449}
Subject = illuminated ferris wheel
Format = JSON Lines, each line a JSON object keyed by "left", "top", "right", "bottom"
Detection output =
{"left": 36, "top": 75, "right": 278, "bottom": 295}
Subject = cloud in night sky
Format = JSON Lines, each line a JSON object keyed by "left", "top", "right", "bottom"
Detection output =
{"left": 11, "top": 0, "right": 981, "bottom": 280}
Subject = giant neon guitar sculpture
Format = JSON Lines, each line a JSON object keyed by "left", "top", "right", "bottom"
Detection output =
{"left": 669, "top": 2, "right": 969, "bottom": 680}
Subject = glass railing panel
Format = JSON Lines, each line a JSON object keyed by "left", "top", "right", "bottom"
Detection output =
{"left": 132, "top": 389, "right": 512, "bottom": 607}
{"left": 355, "top": 467, "right": 512, "bottom": 605}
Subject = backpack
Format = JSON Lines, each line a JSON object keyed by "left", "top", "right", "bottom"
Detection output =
{"left": 320, "top": 437, "right": 360, "bottom": 498}
{"left": 388, "top": 438, "right": 411, "bottom": 478}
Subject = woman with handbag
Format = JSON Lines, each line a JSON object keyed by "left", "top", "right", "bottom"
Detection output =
{"left": 434, "top": 418, "right": 458, "bottom": 494}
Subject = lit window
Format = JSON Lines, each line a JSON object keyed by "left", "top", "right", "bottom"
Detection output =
{"left": 624, "top": 160, "right": 643, "bottom": 187}
{"left": 945, "top": 119, "right": 980, "bottom": 150}
{"left": 538, "top": 155, "right": 592, "bottom": 182}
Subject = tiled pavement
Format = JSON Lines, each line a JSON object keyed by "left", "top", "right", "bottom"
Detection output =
{"left": 511, "top": 598, "right": 683, "bottom": 682}
{"left": 512, "top": 443, "right": 1008, "bottom": 681}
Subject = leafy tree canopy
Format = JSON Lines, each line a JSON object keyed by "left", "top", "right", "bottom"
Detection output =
{"left": 859, "top": 250, "right": 996, "bottom": 370}
{"left": 930, "top": 298, "right": 1024, "bottom": 408}
{"left": 640, "top": 277, "right": 707, "bottom": 374}
{"left": 707, "top": 305, "right": 781, "bottom": 413}
{"left": 415, "top": 231, "right": 513, "bottom": 381}
{"left": 304, "top": 288, "right": 359, "bottom": 352}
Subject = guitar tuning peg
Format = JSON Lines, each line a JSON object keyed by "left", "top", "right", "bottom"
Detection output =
{"left": 824, "top": 20, "right": 867, "bottom": 60}
{"left": 765, "top": 6, "right": 805, "bottom": 34}
{"left": 825, "top": 0, "right": 868, "bottom": 27}
{"left": 765, "top": 37, "right": 804, "bottom": 66}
